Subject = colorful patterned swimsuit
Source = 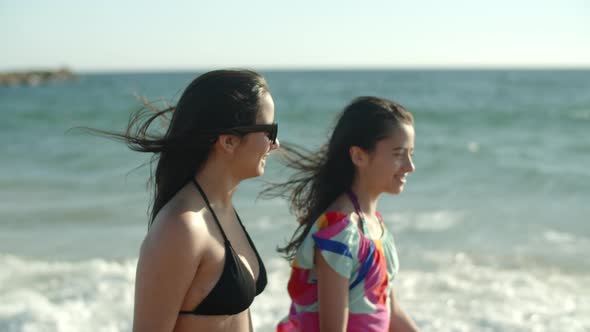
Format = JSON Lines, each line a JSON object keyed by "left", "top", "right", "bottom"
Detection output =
{"left": 277, "top": 207, "right": 400, "bottom": 332}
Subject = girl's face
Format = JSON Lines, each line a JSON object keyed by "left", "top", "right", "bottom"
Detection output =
{"left": 365, "top": 123, "right": 415, "bottom": 195}
{"left": 233, "top": 92, "right": 280, "bottom": 179}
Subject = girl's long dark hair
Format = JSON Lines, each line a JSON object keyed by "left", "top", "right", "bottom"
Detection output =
{"left": 265, "top": 96, "right": 414, "bottom": 260}
{"left": 84, "top": 69, "right": 269, "bottom": 227}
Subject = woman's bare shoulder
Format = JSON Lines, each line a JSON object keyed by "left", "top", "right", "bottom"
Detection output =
{"left": 141, "top": 193, "right": 212, "bottom": 261}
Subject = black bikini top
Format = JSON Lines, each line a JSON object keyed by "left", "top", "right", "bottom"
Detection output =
{"left": 179, "top": 179, "right": 267, "bottom": 316}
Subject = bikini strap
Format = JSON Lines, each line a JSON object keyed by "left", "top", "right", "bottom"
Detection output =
{"left": 346, "top": 190, "right": 365, "bottom": 222}
{"left": 235, "top": 212, "right": 264, "bottom": 262}
{"left": 346, "top": 190, "right": 384, "bottom": 237}
{"left": 346, "top": 189, "right": 367, "bottom": 233}
{"left": 192, "top": 178, "right": 229, "bottom": 244}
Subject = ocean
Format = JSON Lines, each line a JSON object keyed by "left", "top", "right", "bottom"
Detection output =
{"left": 1, "top": 70, "right": 589, "bottom": 331}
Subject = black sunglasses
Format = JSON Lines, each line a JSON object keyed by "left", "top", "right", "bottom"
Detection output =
{"left": 217, "top": 123, "right": 278, "bottom": 144}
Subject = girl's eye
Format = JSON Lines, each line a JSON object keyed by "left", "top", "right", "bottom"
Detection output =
{"left": 393, "top": 151, "right": 414, "bottom": 158}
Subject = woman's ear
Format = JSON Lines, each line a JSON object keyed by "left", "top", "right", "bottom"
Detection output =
{"left": 216, "top": 134, "right": 241, "bottom": 153}
{"left": 349, "top": 146, "right": 368, "bottom": 168}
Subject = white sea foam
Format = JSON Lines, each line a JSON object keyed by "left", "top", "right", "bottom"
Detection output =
{"left": 536, "top": 230, "right": 590, "bottom": 268}
{"left": 253, "top": 253, "right": 590, "bottom": 332}
{"left": 0, "top": 255, "right": 135, "bottom": 332}
{"left": 384, "top": 210, "right": 464, "bottom": 232}
{"left": 2, "top": 252, "right": 588, "bottom": 332}
{"left": 398, "top": 251, "right": 590, "bottom": 332}
{"left": 468, "top": 141, "right": 480, "bottom": 153}
{"left": 250, "top": 258, "right": 292, "bottom": 330}
{"left": 543, "top": 230, "right": 577, "bottom": 244}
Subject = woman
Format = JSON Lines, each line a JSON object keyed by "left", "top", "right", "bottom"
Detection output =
{"left": 272, "top": 97, "right": 420, "bottom": 332}
{"left": 94, "top": 69, "right": 279, "bottom": 331}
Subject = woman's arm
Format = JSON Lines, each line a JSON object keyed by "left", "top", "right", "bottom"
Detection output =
{"left": 132, "top": 214, "right": 204, "bottom": 332}
{"left": 388, "top": 287, "right": 420, "bottom": 332}
{"left": 315, "top": 248, "right": 349, "bottom": 332}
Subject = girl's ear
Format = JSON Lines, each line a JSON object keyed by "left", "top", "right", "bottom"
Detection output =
{"left": 349, "top": 146, "right": 368, "bottom": 168}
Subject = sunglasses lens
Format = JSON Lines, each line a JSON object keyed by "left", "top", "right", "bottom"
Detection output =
{"left": 223, "top": 124, "right": 277, "bottom": 143}
{"left": 270, "top": 124, "right": 278, "bottom": 143}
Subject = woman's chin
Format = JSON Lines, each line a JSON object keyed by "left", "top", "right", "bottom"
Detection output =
{"left": 241, "top": 166, "right": 264, "bottom": 180}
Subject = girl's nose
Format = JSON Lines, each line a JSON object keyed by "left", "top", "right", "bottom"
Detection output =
{"left": 405, "top": 156, "right": 415, "bottom": 173}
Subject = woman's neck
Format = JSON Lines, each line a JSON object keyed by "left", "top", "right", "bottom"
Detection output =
{"left": 195, "top": 157, "right": 239, "bottom": 209}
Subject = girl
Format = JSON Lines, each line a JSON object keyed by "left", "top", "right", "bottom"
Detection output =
{"left": 273, "top": 96, "right": 420, "bottom": 332}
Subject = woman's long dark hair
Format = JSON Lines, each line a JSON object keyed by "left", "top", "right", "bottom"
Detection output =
{"left": 266, "top": 96, "right": 414, "bottom": 260}
{"left": 85, "top": 69, "right": 270, "bottom": 227}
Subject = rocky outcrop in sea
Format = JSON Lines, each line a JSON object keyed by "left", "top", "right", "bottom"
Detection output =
{"left": 0, "top": 68, "right": 76, "bottom": 86}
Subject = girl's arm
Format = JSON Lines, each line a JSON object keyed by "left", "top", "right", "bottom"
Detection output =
{"left": 388, "top": 287, "right": 420, "bottom": 332}
{"left": 316, "top": 248, "right": 349, "bottom": 332}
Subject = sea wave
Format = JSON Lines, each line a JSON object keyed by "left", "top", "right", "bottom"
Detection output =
{"left": 4, "top": 253, "right": 584, "bottom": 332}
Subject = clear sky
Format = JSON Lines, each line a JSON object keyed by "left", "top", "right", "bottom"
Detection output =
{"left": 1, "top": 0, "right": 588, "bottom": 71}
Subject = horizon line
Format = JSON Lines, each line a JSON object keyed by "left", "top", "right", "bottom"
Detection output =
{"left": 2, "top": 65, "right": 590, "bottom": 74}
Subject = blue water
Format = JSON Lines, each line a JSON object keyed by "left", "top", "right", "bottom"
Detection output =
{"left": 1, "top": 70, "right": 589, "bottom": 331}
